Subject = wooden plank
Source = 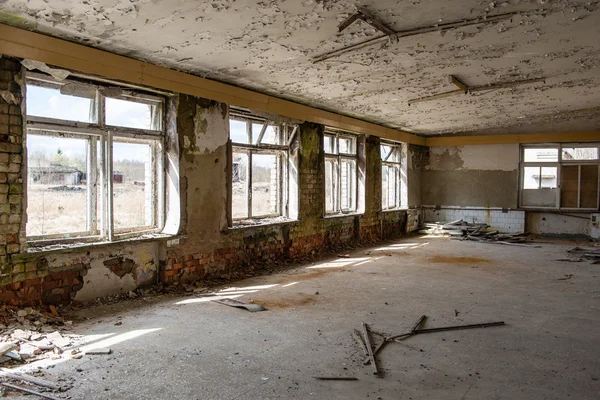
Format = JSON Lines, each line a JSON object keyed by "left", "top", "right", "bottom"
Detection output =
{"left": 361, "top": 323, "right": 379, "bottom": 375}
{"left": 0, "top": 369, "right": 62, "bottom": 391}
{"left": 426, "top": 131, "right": 600, "bottom": 146}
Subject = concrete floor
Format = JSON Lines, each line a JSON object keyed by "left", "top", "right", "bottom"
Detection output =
{"left": 21, "top": 236, "right": 600, "bottom": 399}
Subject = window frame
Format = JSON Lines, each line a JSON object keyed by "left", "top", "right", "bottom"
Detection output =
{"left": 324, "top": 129, "right": 359, "bottom": 216}
{"left": 380, "top": 140, "right": 403, "bottom": 211}
{"left": 25, "top": 73, "right": 166, "bottom": 244}
{"left": 519, "top": 143, "right": 600, "bottom": 210}
{"left": 229, "top": 111, "right": 295, "bottom": 221}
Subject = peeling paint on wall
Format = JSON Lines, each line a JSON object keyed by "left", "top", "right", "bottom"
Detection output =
{"left": 430, "top": 147, "right": 465, "bottom": 170}
{"left": 428, "top": 145, "right": 519, "bottom": 171}
{"left": 183, "top": 102, "right": 229, "bottom": 158}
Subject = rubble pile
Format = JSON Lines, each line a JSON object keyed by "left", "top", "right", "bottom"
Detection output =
{"left": 0, "top": 306, "right": 82, "bottom": 366}
{"left": 419, "top": 219, "right": 538, "bottom": 246}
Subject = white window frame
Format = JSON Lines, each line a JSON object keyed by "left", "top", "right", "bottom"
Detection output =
{"left": 229, "top": 110, "right": 295, "bottom": 221}
{"left": 519, "top": 143, "right": 600, "bottom": 210}
{"left": 324, "top": 129, "right": 359, "bottom": 215}
{"left": 25, "top": 73, "right": 166, "bottom": 243}
{"left": 381, "top": 141, "right": 402, "bottom": 210}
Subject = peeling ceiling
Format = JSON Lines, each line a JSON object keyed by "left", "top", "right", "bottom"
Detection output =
{"left": 1, "top": 0, "right": 599, "bottom": 136}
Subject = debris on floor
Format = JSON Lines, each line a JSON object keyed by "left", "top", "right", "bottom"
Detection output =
{"left": 212, "top": 298, "right": 266, "bottom": 312}
{"left": 84, "top": 347, "right": 112, "bottom": 355}
{"left": 1, "top": 381, "right": 60, "bottom": 399}
{"left": 0, "top": 306, "right": 84, "bottom": 367}
{"left": 565, "top": 247, "right": 600, "bottom": 263}
{"left": 418, "top": 219, "right": 488, "bottom": 236}
{"left": 0, "top": 367, "right": 66, "bottom": 398}
{"left": 313, "top": 376, "right": 358, "bottom": 381}
{"left": 352, "top": 315, "right": 505, "bottom": 377}
{"left": 557, "top": 274, "right": 574, "bottom": 280}
{"left": 419, "top": 219, "right": 540, "bottom": 247}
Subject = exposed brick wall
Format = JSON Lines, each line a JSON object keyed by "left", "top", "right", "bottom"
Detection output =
{"left": 0, "top": 253, "right": 87, "bottom": 305}
{"left": 0, "top": 57, "right": 25, "bottom": 262}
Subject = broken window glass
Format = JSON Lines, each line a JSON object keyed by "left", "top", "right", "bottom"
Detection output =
{"left": 561, "top": 147, "right": 598, "bottom": 161}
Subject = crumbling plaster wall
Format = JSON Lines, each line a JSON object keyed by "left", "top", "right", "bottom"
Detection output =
{"left": 162, "top": 111, "right": 409, "bottom": 283}
{"left": 421, "top": 143, "right": 596, "bottom": 237}
{"left": 0, "top": 59, "right": 414, "bottom": 305}
{"left": 526, "top": 212, "right": 595, "bottom": 238}
{"left": 408, "top": 144, "right": 426, "bottom": 208}
{"left": 422, "top": 144, "right": 519, "bottom": 208}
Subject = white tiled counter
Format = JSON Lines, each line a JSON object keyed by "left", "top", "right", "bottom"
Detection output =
{"left": 423, "top": 206, "right": 525, "bottom": 233}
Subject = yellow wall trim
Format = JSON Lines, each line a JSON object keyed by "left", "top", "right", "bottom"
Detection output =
{"left": 0, "top": 24, "right": 426, "bottom": 146}
{"left": 426, "top": 131, "right": 600, "bottom": 146}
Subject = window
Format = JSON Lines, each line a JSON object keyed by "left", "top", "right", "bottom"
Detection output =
{"left": 324, "top": 130, "right": 358, "bottom": 214}
{"left": 25, "top": 73, "right": 165, "bottom": 242}
{"left": 520, "top": 144, "right": 599, "bottom": 209}
{"left": 381, "top": 141, "right": 402, "bottom": 210}
{"left": 229, "top": 112, "right": 295, "bottom": 221}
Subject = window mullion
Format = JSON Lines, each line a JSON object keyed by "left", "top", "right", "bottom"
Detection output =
{"left": 156, "top": 140, "right": 165, "bottom": 229}
{"left": 577, "top": 165, "right": 581, "bottom": 208}
{"left": 248, "top": 151, "right": 253, "bottom": 218}
{"left": 556, "top": 162, "right": 561, "bottom": 209}
{"left": 106, "top": 131, "right": 114, "bottom": 241}
{"left": 99, "top": 135, "right": 107, "bottom": 238}
{"left": 337, "top": 154, "right": 342, "bottom": 213}
{"left": 97, "top": 91, "right": 105, "bottom": 127}
{"left": 88, "top": 137, "right": 98, "bottom": 234}
{"left": 148, "top": 142, "right": 157, "bottom": 228}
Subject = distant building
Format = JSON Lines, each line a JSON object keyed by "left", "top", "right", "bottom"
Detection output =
{"left": 232, "top": 162, "right": 240, "bottom": 183}
{"left": 113, "top": 171, "right": 124, "bottom": 184}
{"left": 29, "top": 164, "right": 82, "bottom": 185}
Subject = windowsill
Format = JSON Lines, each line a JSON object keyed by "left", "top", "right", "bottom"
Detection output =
{"left": 379, "top": 208, "right": 408, "bottom": 214}
{"left": 228, "top": 217, "right": 298, "bottom": 231}
{"left": 322, "top": 212, "right": 364, "bottom": 219}
{"left": 26, "top": 232, "right": 177, "bottom": 255}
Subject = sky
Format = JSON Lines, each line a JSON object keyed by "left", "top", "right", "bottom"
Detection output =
{"left": 26, "top": 84, "right": 282, "bottom": 168}
{"left": 230, "top": 120, "right": 281, "bottom": 168}
{"left": 26, "top": 85, "right": 153, "bottom": 162}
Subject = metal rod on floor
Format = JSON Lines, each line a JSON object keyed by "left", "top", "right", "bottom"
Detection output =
{"left": 412, "top": 321, "right": 505, "bottom": 334}
{"left": 411, "top": 315, "right": 427, "bottom": 332}
{"left": 0, "top": 382, "right": 59, "bottom": 400}
{"left": 314, "top": 376, "right": 359, "bottom": 381}
{"left": 387, "top": 332, "right": 414, "bottom": 342}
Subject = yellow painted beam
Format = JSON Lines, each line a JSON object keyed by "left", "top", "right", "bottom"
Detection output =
{"left": 426, "top": 131, "right": 600, "bottom": 146}
{"left": 0, "top": 23, "right": 426, "bottom": 145}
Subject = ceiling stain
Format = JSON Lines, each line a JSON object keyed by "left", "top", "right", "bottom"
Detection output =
{"left": 1, "top": 0, "right": 599, "bottom": 135}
